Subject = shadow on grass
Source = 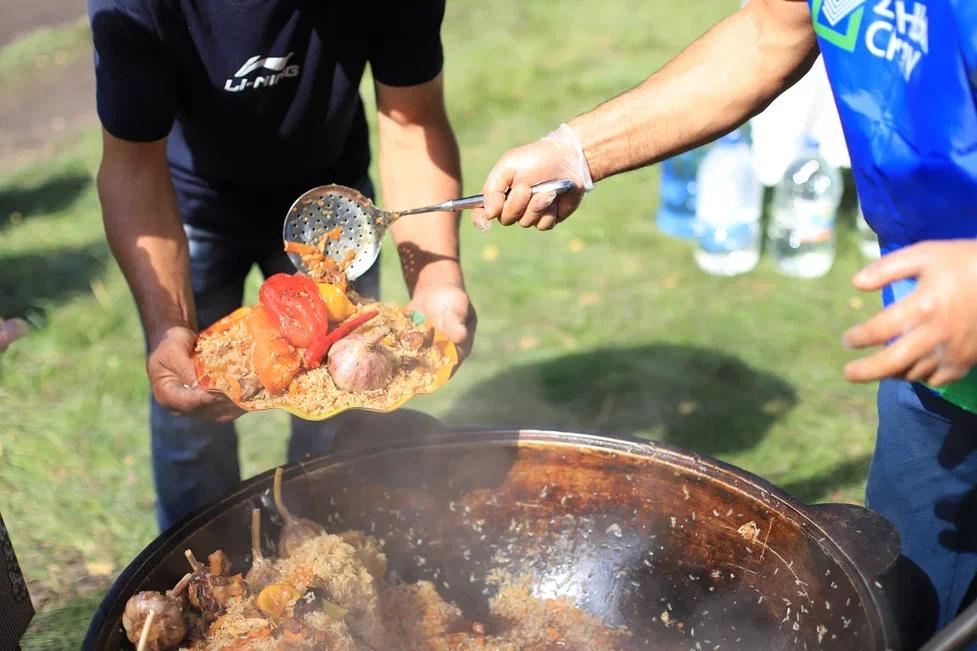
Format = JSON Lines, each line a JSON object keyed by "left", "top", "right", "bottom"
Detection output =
{"left": 0, "top": 171, "right": 91, "bottom": 230}
{"left": 443, "top": 343, "right": 797, "bottom": 457}
{"left": 0, "top": 241, "right": 108, "bottom": 318}
{"left": 780, "top": 453, "right": 873, "bottom": 504}
{"left": 21, "top": 592, "right": 104, "bottom": 651}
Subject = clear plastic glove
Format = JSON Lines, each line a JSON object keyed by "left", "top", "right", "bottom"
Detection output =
{"left": 471, "top": 123, "right": 594, "bottom": 231}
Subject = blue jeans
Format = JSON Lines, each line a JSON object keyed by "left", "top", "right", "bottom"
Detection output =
{"left": 150, "top": 215, "right": 380, "bottom": 532}
{"left": 868, "top": 379, "right": 977, "bottom": 645}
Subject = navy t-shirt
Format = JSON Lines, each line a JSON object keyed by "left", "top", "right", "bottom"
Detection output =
{"left": 88, "top": 0, "right": 445, "bottom": 233}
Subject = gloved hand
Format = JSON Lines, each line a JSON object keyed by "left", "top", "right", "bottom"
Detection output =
{"left": 471, "top": 123, "right": 594, "bottom": 231}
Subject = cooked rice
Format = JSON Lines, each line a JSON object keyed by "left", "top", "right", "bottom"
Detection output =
{"left": 194, "top": 293, "right": 450, "bottom": 417}
{"left": 180, "top": 531, "right": 632, "bottom": 650}
{"left": 380, "top": 580, "right": 466, "bottom": 646}
{"left": 490, "top": 583, "right": 631, "bottom": 649}
{"left": 274, "top": 536, "right": 388, "bottom": 648}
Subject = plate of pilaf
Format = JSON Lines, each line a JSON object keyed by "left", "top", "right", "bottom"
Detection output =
{"left": 192, "top": 270, "right": 457, "bottom": 421}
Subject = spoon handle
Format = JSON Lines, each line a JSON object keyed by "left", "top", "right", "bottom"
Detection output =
{"left": 397, "top": 179, "right": 577, "bottom": 216}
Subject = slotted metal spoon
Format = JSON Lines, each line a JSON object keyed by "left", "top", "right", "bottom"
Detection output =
{"left": 283, "top": 179, "right": 576, "bottom": 280}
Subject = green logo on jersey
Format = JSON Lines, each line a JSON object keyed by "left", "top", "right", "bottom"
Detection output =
{"left": 813, "top": 0, "right": 866, "bottom": 52}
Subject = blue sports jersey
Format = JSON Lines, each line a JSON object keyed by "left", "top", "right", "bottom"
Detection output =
{"left": 811, "top": 0, "right": 977, "bottom": 410}
{"left": 811, "top": 0, "right": 977, "bottom": 304}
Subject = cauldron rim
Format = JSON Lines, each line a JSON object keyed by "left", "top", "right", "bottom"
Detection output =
{"left": 83, "top": 428, "right": 901, "bottom": 650}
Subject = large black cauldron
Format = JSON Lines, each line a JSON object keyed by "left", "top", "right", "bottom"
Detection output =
{"left": 86, "top": 428, "right": 902, "bottom": 649}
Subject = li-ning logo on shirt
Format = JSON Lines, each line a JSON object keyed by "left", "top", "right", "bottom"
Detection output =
{"left": 224, "top": 52, "right": 300, "bottom": 92}
{"left": 814, "top": 0, "right": 929, "bottom": 81}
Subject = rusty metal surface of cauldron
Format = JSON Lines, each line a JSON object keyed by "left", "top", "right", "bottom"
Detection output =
{"left": 86, "top": 429, "right": 900, "bottom": 650}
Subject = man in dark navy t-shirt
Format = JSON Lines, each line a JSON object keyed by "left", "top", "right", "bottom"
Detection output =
{"left": 88, "top": 0, "right": 476, "bottom": 530}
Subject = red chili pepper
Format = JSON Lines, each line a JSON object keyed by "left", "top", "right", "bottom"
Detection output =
{"left": 259, "top": 273, "right": 330, "bottom": 349}
{"left": 304, "top": 310, "right": 379, "bottom": 368}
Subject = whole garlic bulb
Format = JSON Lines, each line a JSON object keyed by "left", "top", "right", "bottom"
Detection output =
{"left": 327, "top": 333, "right": 394, "bottom": 392}
{"left": 122, "top": 590, "right": 187, "bottom": 650}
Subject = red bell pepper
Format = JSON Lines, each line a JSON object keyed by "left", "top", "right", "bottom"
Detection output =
{"left": 259, "top": 273, "right": 330, "bottom": 349}
{"left": 247, "top": 305, "right": 302, "bottom": 395}
{"left": 303, "top": 310, "right": 379, "bottom": 369}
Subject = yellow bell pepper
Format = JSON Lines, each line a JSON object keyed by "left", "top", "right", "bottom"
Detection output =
{"left": 316, "top": 283, "right": 356, "bottom": 322}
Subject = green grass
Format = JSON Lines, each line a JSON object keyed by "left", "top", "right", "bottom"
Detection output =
{"left": 0, "top": 1, "right": 880, "bottom": 646}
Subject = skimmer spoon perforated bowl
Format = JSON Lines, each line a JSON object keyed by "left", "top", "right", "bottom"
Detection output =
{"left": 283, "top": 179, "right": 575, "bottom": 280}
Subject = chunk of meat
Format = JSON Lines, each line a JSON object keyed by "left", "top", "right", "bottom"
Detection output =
{"left": 207, "top": 550, "right": 232, "bottom": 576}
{"left": 402, "top": 326, "right": 435, "bottom": 351}
{"left": 237, "top": 375, "right": 262, "bottom": 401}
{"left": 185, "top": 550, "right": 246, "bottom": 623}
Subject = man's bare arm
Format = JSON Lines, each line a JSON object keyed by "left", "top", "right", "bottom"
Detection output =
{"left": 97, "top": 130, "right": 238, "bottom": 419}
{"left": 375, "top": 72, "right": 476, "bottom": 358}
{"left": 376, "top": 72, "right": 463, "bottom": 293}
{"left": 476, "top": 0, "right": 818, "bottom": 227}
{"left": 576, "top": 0, "right": 818, "bottom": 181}
{"left": 97, "top": 131, "right": 194, "bottom": 341}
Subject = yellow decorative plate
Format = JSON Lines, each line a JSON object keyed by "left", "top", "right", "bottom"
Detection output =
{"left": 192, "top": 289, "right": 458, "bottom": 421}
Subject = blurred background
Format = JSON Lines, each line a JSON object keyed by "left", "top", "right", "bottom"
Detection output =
{"left": 0, "top": 0, "right": 880, "bottom": 646}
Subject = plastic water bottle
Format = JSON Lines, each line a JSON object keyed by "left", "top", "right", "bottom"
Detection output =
{"left": 693, "top": 130, "right": 762, "bottom": 276}
{"left": 656, "top": 147, "right": 708, "bottom": 240}
{"left": 767, "top": 137, "right": 843, "bottom": 278}
{"left": 855, "top": 200, "right": 880, "bottom": 259}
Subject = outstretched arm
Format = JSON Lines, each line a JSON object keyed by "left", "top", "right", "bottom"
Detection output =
{"left": 474, "top": 0, "right": 818, "bottom": 230}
